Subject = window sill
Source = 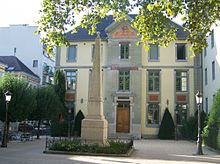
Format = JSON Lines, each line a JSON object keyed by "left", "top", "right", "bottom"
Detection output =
{"left": 66, "top": 60, "right": 77, "bottom": 63}
{"left": 148, "top": 59, "right": 159, "bottom": 62}
{"left": 146, "top": 124, "right": 159, "bottom": 128}
{"left": 176, "top": 59, "right": 188, "bottom": 62}
{"left": 119, "top": 58, "right": 130, "bottom": 61}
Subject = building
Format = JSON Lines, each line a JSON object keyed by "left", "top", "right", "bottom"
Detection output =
{"left": 0, "top": 24, "right": 54, "bottom": 85}
{"left": 203, "top": 24, "right": 220, "bottom": 113}
{"left": 0, "top": 56, "right": 40, "bottom": 86}
{"left": 56, "top": 15, "right": 201, "bottom": 138}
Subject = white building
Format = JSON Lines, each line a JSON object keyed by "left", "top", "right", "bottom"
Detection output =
{"left": 0, "top": 24, "right": 54, "bottom": 85}
{"left": 203, "top": 24, "right": 220, "bottom": 113}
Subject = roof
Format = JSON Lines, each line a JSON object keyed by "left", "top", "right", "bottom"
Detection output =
{"left": 0, "top": 56, "right": 39, "bottom": 78}
{"left": 66, "top": 14, "right": 189, "bottom": 41}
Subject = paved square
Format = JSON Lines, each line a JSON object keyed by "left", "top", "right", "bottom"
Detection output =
{"left": 0, "top": 139, "right": 219, "bottom": 164}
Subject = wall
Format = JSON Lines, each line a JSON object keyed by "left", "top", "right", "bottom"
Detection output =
{"left": 203, "top": 25, "right": 220, "bottom": 113}
{"left": 0, "top": 24, "right": 54, "bottom": 84}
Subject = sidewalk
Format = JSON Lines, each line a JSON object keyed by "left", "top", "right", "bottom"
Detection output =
{"left": 0, "top": 139, "right": 219, "bottom": 164}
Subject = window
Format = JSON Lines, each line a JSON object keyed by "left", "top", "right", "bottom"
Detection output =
{"left": 204, "top": 47, "right": 207, "bottom": 57}
{"left": 176, "top": 104, "right": 187, "bottom": 125}
{"left": 120, "top": 43, "right": 129, "bottom": 59}
{"left": 148, "top": 71, "right": 160, "bottom": 92}
{"left": 67, "top": 45, "right": 77, "bottom": 61}
{"left": 149, "top": 44, "right": 159, "bottom": 60}
{"left": 176, "top": 71, "right": 188, "bottom": 92}
{"left": 33, "top": 60, "right": 38, "bottom": 68}
{"left": 66, "top": 71, "right": 77, "bottom": 90}
{"left": 211, "top": 29, "right": 214, "bottom": 48}
{"left": 205, "top": 68, "right": 208, "bottom": 85}
{"left": 147, "top": 103, "right": 159, "bottom": 125}
{"left": 212, "top": 61, "right": 215, "bottom": 80}
{"left": 176, "top": 43, "right": 186, "bottom": 60}
{"left": 119, "top": 71, "right": 130, "bottom": 91}
{"left": 205, "top": 97, "right": 208, "bottom": 113}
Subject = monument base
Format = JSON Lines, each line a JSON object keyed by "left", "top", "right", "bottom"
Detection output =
{"left": 81, "top": 118, "right": 108, "bottom": 146}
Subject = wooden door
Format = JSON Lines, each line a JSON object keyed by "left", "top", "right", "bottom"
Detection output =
{"left": 116, "top": 107, "right": 130, "bottom": 133}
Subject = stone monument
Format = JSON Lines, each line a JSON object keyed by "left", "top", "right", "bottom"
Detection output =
{"left": 81, "top": 32, "right": 108, "bottom": 145}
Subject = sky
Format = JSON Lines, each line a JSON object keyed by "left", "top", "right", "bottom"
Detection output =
{"left": 0, "top": 0, "right": 41, "bottom": 27}
{"left": 0, "top": 0, "right": 182, "bottom": 27}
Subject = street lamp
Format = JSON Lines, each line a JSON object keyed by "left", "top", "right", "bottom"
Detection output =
{"left": 175, "top": 109, "right": 179, "bottom": 140}
{"left": 1, "top": 91, "right": 12, "bottom": 148}
{"left": 195, "top": 90, "right": 203, "bottom": 155}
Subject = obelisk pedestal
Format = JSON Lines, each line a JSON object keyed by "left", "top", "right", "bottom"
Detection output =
{"left": 81, "top": 32, "right": 108, "bottom": 146}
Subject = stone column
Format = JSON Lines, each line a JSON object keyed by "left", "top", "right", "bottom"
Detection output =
{"left": 81, "top": 32, "right": 108, "bottom": 146}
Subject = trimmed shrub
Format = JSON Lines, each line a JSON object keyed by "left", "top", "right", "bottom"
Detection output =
{"left": 203, "top": 89, "right": 220, "bottom": 150}
{"left": 49, "top": 140, "right": 132, "bottom": 154}
{"left": 50, "top": 121, "right": 68, "bottom": 137}
{"left": 74, "top": 110, "right": 85, "bottom": 137}
{"left": 158, "top": 108, "right": 175, "bottom": 139}
{"left": 181, "top": 110, "right": 207, "bottom": 140}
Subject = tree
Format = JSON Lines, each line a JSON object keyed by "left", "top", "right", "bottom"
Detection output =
{"left": 53, "top": 69, "right": 67, "bottom": 121}
{"left": 158, "top": 108, "right": 175, "bottom": 139}
{"left": 38, "top": 0, "right": 220, "bottom": 56}
{"left": 0, "top": 74, "right": 36, "bottom": 122}
{"left": 29, "top": 86, "right": 64, "bottom": 139}
{"left": 203, "top": 89, "right": 220, "bottom": 150}
{"left": 0, "top": 74, "right": 36, "bottom": 142}
{"left": 54, "top": 69, "right": 66, "bottom": 105}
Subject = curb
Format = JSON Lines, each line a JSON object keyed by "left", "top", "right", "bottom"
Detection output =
{"left": 43, "top": 147, "right": 134, "bottom": 157}
{"left": 204, "top": 145, "right": 220, "bottom": 154}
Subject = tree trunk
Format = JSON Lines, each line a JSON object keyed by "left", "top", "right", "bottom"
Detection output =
{"left": 37, "top": 119, "right": 41, "bottom": 139}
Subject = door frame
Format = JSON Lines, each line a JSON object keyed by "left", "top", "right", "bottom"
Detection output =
{"left": 113, "top": 96, "right": 134, "bottom": 134}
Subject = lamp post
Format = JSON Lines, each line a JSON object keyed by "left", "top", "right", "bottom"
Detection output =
{"left": 175, "top": 109, "right": 178, "bottom": 140}
{"left": 1, "top": 91, "right": 12, "bottom": 148}
{"left": 195, "top": 90, "right": 203, "bottom": 155}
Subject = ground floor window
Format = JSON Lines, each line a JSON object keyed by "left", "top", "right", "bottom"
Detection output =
{"left": 147, "top": 103, "right": 160, "bottom": 125}
{"left": 175, "top": 104, "right": 187, "bottom": 125}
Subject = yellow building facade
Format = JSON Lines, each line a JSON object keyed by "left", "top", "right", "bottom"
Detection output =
{"left": 56, "top": 15, "right": 201, "bottom": 138}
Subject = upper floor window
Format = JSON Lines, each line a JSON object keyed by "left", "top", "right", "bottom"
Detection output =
{"left": 148, "top": 71, "right": 160, "bottom": 92}
{"left": 205, "top": 68, "right": 208, "bottom": 85}
{"left": 119, "top": 71, "right": 130, "bottom": 91}
{"left": 33, "top": 60, "right": 38, "bottom": 68}
{"left": 120, "top": 43, "right": 129, "bottom": 59}
{"left": 204, "top": 47, "right": 207, "bottom": 57}
{"left": 149, "top": 44, "right": 159, "bottom": 61}
{"left": 212, "top": 61, "right": 215, "bottom": 80}
{"left": 211, "top": 29, "right": 214, "bottom": 48}
{"left": 147, "top": 103, "right": 160, "bottom": 125}
{"left": 176, "top": 71, "right": 188, "bottom": 92}
{"left": 67, "top": 45, "right": 77, "bottom": 62}
{"left": 176, "top": 43, "right": 186, "bottom": 60}
{"left": 66, "top": 71, "right": 77, "bottom": 90}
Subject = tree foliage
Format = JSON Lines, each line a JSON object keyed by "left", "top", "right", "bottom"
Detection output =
{"left": 38, "top": 0, "right": 220, "bottom": 56}
{"left": 29, "top": 85, "right": 64, "bottom": 138}
{"left": 54, "top": 69, "right": 66, "bottom": 104}
{"left": 0, "top": 74, "right": 36, "bottom": 122}
{"left": 203, "top": 89, "right": 220, "bottom": 150}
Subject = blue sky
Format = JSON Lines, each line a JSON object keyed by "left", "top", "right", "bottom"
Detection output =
{"left": 0, "top": 0, "right": 182, "bottom": 27}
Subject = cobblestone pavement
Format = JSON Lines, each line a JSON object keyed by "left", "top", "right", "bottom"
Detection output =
{"left": 0, "top": 139, "right": 219, "bottom": 164}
